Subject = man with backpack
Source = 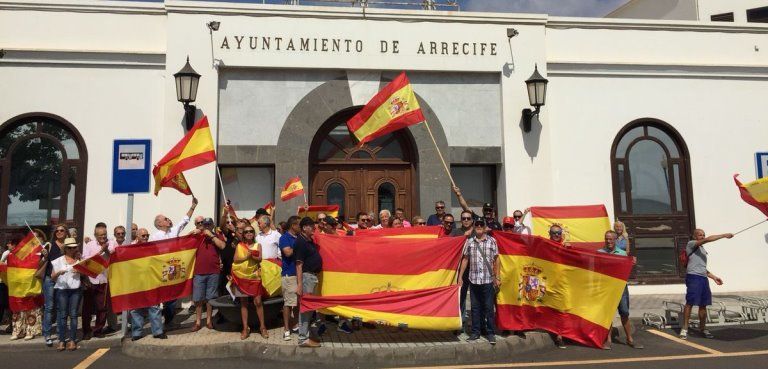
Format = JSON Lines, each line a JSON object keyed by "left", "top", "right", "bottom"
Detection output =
{"left": 680, "top": 228, "right": 733, "bottom": 340}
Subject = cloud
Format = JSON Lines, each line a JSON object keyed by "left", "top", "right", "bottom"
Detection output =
{"left": 459, "top": 0, "right": 629, "bottom": 17}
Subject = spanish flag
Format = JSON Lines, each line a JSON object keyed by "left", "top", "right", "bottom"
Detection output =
{"left": 495, "top": 232, "right": 634, "bottom": 348}
{"left": 301, "top": 285, "right": 461, "bottom": 331}
{"left": 734, "top": 174, "right": 768, "bottom": 217}
{"left": 280, "top": 177, "right": 304, "bottom": 201}
{"left": 531, "top": 205, "right": 611, "bottom": 250}
{"left": 262, "top": 259, "right": 282, "bottom": 297}
{"left": 297, "top": 205, "right": 339, "bottom": 220}
{"left": 231, "top": 242, "right": 267, "bottom": 296}
{"left": 153, "top": 116, "right": 216, "bottom": 195}
{"left": 315, "top": 234, "right": 463, "bottom": 296}
{"left": 353, "top": 226, "right": 443, "bottom": 239}
{"left": 7, "top": 235, "right": 44, "bottom": 311}
{"left": 263, "top": 201, "right": 274, "bottom": 215}
{"left": 347, "top": 72, "right": 425, "bottom": 146}
{"left": 109, "top": 235, "right": 202, "bottom": 312}
{"left": 73, "top": 253, "right": 110, "bottom": 279}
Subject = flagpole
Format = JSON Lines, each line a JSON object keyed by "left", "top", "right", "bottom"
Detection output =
{"left": 423, "top": 119, "right": 456, "bottom": 188}
{"left": 734, "top": 219, "right": 768, "bottom": 236}
{"left": 215, "top": 164, "right": 229, "bottom": 204}
{"left": 23, "top": 220, "right": 47, "bottom": 248}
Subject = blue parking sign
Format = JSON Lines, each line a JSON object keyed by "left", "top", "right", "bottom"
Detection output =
{"left": 757, "top": 152, "right": 768, "bottom": 179}
{"left": 113, "top": 139, "right": 151, "bottom": 193}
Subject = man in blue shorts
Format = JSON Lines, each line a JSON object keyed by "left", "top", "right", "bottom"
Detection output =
{"left": 599, "top": 230, "right": 642, "bottom": 349}
{"left": 680, "top": 228, "right": 733, "bottom": 340}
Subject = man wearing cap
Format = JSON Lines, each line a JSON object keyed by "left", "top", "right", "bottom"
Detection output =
{"left": 458, "top": 219, "right": 500, "bottom": 345}
{"left": 128, "top": 230, "right": 167, "bottom": 341}
{"left": 295, "top": 217, "right": 323, "bottom": 347}
{"left": 189, "top": 218, "right": 226, "bottom": 332}
{"left": 502, "top": 209, "right": 531, "bottom": 235}
{"left": 452, "top": 187, "right": 500, "bottom": 231}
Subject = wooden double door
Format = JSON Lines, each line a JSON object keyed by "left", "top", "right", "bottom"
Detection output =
{"left": 310, "top": 164, "right": 413, "bottom": 223}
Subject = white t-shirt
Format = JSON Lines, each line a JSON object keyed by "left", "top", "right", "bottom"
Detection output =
{"left": 51, "top": 256, "right": 81, "bottom": 290}
{"left": 256, "top": 229, "right": 282, "bottom": 260}
{"left": 0, "top": 250, "right": 9, "bottom": 263}
{"left": 150, "top": 216, "right": 191, "bottom": 241}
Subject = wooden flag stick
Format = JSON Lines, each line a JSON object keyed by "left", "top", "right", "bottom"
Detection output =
{"left": 734, "top": 218, "right": 768, "bottom": 236}
{"left": 423, "top": 119, "right": 456, "bottom": 188}
{"left": 215, "top": 165, "right": 229, "bottom": 204}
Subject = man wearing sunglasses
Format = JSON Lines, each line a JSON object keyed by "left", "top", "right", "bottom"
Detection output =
{"left": 502, "top": 209, "right": 531, "bottom": 235}
{"left": 354, "top": 212, "right": 371, "bottom": 230}
{"left": 441, "top": 214, "right": 456, "bottom": 237}
{"left": 427, "top": 201, "right": 448, "bottom": 226}
{"left": 458, "top": 219, "right": 500, "bottom": 345}
{"left": 548, "top": 224, "right": 569, "bottom": 349}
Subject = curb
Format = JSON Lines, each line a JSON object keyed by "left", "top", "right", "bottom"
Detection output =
{"left": 122, "top": 331, "right": 553, "bottom": 366}
{"left": 0, "top": 335, "right": 122, "bottom": 353}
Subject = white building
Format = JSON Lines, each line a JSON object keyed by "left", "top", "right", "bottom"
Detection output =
{"left": 1, "top": 0, "right": 767, "bottom": 294}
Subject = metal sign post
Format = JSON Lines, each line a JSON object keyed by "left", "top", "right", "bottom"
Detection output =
{"left": 113, "top": 139, "right": 151, "bottom": 338}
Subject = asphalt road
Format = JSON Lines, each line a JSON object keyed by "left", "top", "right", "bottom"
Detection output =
{"left": 3, "top": 324, "right": 768, "bottom": 369}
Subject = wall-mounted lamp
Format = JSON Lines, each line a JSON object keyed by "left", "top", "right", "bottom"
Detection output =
{"left": 522, "top": 64, "right": 549, "bottom": 133}
{"left": 207, "top": 21, "right": 220, "bottom": 32}
{"left": 174, "top": 56, "right": 201, "bottom": 130}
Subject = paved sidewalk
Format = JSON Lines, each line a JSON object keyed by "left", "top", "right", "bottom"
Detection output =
{"left": 629, "top": 290, "right": 768, "bottom": 319}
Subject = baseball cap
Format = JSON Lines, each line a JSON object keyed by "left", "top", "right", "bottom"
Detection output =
{"left": 482, "top": 203, "right": 493, "bottom": 210}
{"left": 502, "top": 216, "right": 515, "bottom": 225}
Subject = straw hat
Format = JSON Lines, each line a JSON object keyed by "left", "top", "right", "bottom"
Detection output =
{"left": 63, "top": 238, "right": 79, "bottom": 248}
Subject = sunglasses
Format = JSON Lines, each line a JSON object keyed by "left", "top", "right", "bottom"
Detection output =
{"left": 550, "top": 231, "right": 563, "bottom": 236}
{"left": 435, "top": 206, "right": 445, "bottom": 210}
{"left": 513, "top": 215, "right": 522, "bottom": 219}
{"left": 443, "top": 221, "right": 454, "bottom": 225}
{"left": 195, "top": 221, "right": 202, "bottom": 225}
{"left": 55, "top": 229, "right": 67, "bottom": 233}
{"left": 359, "top": 218, "right": 371, "bottom": 222}
{"left": 139, "top": 234, "right": 149, "bottom": 238}
{"left": 416, "top": 222, "right": 426, "bottom": 225}
{"left": 461, "top": 217, "right": 472, "bottom": 221}
{"left": 243, "top": 230, "right": 255, "bottom": 234}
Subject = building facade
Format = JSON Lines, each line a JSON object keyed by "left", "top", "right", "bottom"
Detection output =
{"left": 1, "top": 0, "right": 767, "bottom": 293}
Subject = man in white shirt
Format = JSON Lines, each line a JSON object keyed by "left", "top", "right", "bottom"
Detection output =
{"left": 150, "top": 197, "right": 198, "bottom": 242}
{"left": 149, "top": 196, "right": 197, "bottom": 329}
{"left": 255, "top": 215, "right": 281, "bottom": 260}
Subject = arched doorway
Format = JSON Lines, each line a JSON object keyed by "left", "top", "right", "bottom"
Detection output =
{"left": 610, "top": 118, "right": 694, "bottom": 283}
{"left": 309, "top": 107, "right": 417, "bottom": 223}
{"left": 0, "top": 113, "right": 88, "bottom": 244}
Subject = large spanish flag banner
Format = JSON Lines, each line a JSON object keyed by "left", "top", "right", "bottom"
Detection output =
{"left": 297, "top": 205, "right": 339, "bottom": 220}
{"left": 353, "top": 225, "right": 443, "bottom": 239}
{"left": 73, "top": 253, "right": 110, "bottom": 279}
{"left": 153, "top": 116, "right": 216, "bottom": 195}
{"left": 109, "top": 235, "right": 202, "bottom": 312}
{"left": 531, "top": 205, "right": 611, "bottom": 250}
{"left": 315, "top": 234, "right": 463, "bottom": 296}
{"left": 302, "top": 285, "right": 461, "bottom": 331}
{"left": 7, "top": 234, "right": 44, "bottom": 311}
{"left": 495, "top": 232, "right": 634, "bottom": 348}
{"left": 734, "top": 174, "right": 768, "bottom": 217}
{"left": 346, "top": 72, "right": 425, "bottom": 146}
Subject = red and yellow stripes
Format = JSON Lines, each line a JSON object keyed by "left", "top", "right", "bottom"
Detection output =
{"left": 74, "top": 253, "right": 110, "bottom": 278}
{"left": 494, "top": 232, "right": 633, "bottom": 348}
{"left": 7, "top": 239, "right": 43, "bottom": 311}
{"left": 281, "top": 177, "right": 304, "bottom": 201}
{"left": 346, "top": 72, "right": 425, "bottom": 146}
{"left": 735, "top": 174, "right": 768, "bottom": 217}
{"left": 153, "top": 116, "right": 216, "bottom": 195}
{"left": 262, "top": 259, "right": 282, "bottom": 297}
{"left": 352, "top": 226, "right": 443, "bottom": 239}
{"left": 301, "top": 285, "right": 461, "bottom": 331}
{"left": 297, "top": 205, "right": 338, "bottom": 220}
{"left": 315, "top": 234, "right": 463, "bottom": 296}
{"left": 531, "top": 205, "right": 611, "bottom": 250}
{"left": 109, "top": 235, "right": 201, "bottom": 312}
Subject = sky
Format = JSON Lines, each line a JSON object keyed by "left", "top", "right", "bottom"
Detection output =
{"left": 129, "top": 0, "right": 631, "bottom": 17}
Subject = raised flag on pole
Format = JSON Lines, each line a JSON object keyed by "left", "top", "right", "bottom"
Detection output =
{"left": 297, "top": 205, "right": 339, "bottom": 220}
{"left": 280, "top": 177, "right": 304, "bottom": 201}
{"left": 494, "top": 232, "right": 634, "bottom": 348}
{"left": 73, "top": 253, "right": 110, "bottom": 279}
{"left": 530, "top": 205, "right": 611, "bottom": 250}
{"left": 7, "top": 234, "right": 44, "bottom": 311}
{"left": 734, "top": 174, "right": 768, "bottom": 217}
{"left": 109, "top": 235, "right": 202, "bottom": 312}
{"left": 153, "top": 116, "right": 216, "bottom": 195}
{"left": 346, "top": 72, "right": 425, "bottom": 146}
{"left": 301, "top": 285, "right": 461, "bottom": 331}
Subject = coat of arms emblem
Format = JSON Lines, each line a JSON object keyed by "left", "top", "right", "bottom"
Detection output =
{"left": 518, "top": 264, "right": 546, "bottom": 303}
{"left": 161, "top": 257, "right": 187, "bottom": 282}
{"left": 388, "top": 97, "right": 409, "bottom": 117}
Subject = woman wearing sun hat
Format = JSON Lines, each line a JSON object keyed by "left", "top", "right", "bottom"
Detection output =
{"left": 51, "top": 238, "right": 82, "bottom": 351}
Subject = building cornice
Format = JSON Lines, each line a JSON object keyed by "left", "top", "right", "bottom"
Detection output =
{"left": 0, "top": 0, "right": 164, "bottom": 14}
{"left": 547, "top": 17, "right": 768, "bottom": 34}
{"left": 0, "top": 48, "right": 166, "bottom": 68}
{"left": 548, "top": 61, "right": 768, "bottom": 79}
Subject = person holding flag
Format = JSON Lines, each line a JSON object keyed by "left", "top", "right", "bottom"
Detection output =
{"left": 229, "top": 224, "right": 269, "bottom": 340}
{"left": 50, "top": 238, "right": 82, "bottom": 351}
{"left": 7, "top": 230, "right": 45, "bottom": 341}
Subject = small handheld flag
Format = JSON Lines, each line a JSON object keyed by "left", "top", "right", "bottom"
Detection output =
{"left": 280, "top": 177, "right": 304, "bottom": 201}
{"left": 734, "top": 174, "right": 768, "bottom": 217}
{"left": 346, "top": 72, "right": 425, "bottom": 146}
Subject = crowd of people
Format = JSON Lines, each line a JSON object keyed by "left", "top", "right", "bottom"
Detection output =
{"left": 0, "top": 186, "right": 734, "bottom": 351}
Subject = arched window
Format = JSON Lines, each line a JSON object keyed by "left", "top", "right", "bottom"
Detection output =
{"left": 0, "top": 114, "right": 87, "bottom": 243}
{"left": 611, "top": 119, "right": 693, "bottom": 283}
